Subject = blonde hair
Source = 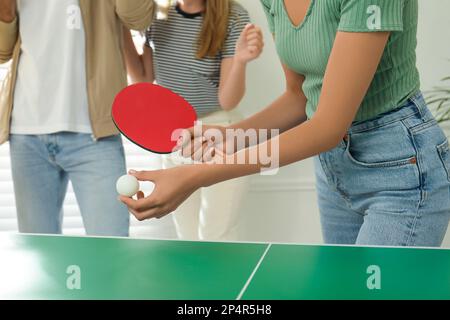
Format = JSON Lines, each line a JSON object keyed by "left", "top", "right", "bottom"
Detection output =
{"left": 157, "top": 0, "right": 231, "bottom": 59}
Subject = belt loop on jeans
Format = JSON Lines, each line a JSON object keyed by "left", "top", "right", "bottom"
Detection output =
{"left": 409, "top": 91, "right": 426, "bottom": 119}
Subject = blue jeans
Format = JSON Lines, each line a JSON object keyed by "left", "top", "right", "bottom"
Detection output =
{"left": 9, "top": 133, "right": 129, "bottom": 236}
{"left": 315, "top": 92, "right": 450, "bottom": 247}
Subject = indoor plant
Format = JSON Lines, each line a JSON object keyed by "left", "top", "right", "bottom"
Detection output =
{"left": 426, "top": 76, "right": 450, "bottom": 137}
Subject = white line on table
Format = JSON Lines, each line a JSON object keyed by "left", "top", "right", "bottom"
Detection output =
{"left": 236, "top": 243, "right": 272, "bottom": 300}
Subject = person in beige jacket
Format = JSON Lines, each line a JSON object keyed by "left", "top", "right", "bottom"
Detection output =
{"left": 0, "top": 0, "right": 155, "bottom": 236}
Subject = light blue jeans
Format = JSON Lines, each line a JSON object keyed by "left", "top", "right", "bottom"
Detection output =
{"left": 9, "top": 133, "right": 129, "bottom": 236}
{"left": 315, "top": 92, "right": 450, "bottom": 247}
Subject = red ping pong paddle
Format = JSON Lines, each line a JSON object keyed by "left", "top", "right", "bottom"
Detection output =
{"left": 112, "top": 83, "right": 198, "bottom": 154}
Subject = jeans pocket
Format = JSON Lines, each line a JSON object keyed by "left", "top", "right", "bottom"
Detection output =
{"left": 437, "top": 140, "right": 450, "bottom": 182}
{"left": 345, "top": 122, "right": 417, "bottom": 168}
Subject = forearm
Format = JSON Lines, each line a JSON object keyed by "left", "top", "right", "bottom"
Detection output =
{"left": 229, "top": 90, "right": 307, "bottom": 142}
{"left": 122, "top": 31, "right": 391, "bottom": 221}
{"left": 116, "top": 0, "right": 155, "bottom": 30}
{"left": 0, "top": 0, "right": 16, "bottom": 23}
{"left": 195, "top": 31, "right": 390, "bottom": 187}
{"left": 195, "top": 117, "right": 340, "bottom": 188}
{"left": 218, "top": 60, "right": 247, "bottom": 110}
{"left": 123, "top": 29, "right": 153, "bottom": 83}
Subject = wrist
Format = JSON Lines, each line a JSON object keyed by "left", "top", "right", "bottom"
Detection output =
{"left": 189, "top": 164, "right": 215, "bottom": 188}
{"left": 233, "top": 57, "right": 248, "bottom": 68}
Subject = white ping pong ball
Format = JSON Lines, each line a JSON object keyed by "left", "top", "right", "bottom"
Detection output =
{"left": 116, "top": 175, "right": 140, "bottom": 197}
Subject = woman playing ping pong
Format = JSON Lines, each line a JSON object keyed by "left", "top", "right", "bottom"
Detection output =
{"left": 121, "top": 0, "right": 450, "bottom": 247}
{"left": 123, "top": 0, "right": 263, "bottom": 240}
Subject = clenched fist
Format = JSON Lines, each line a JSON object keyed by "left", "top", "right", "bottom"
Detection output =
{"left": 234, "top": 24, "right": 264, "bottom": 64}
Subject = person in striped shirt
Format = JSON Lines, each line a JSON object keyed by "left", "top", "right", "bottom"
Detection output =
{"left": 123, "top": 0, "right": 264, "bottom": 241}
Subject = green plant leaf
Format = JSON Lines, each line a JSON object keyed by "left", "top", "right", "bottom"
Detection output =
{"left": 436, "top": 99, "right": 449, "bottom": 111}
{"left": 427, "top": 98, "right": 450, "bottom": 106}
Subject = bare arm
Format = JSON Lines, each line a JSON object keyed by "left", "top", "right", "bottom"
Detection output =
{"left": 206, "top": 63, "right": 307, "bottom": 154}
{"left": 200, "top": 31, "right": 391, "bottom": 183}
{"left": 231, "top": 63, "right": 307, "bottom": 134}
{"left": 218, "top": 58, "right": 246, "bottom": 110}
{"left": 197, "top": 40, "right": 306, "bottom": 154}
{"left": 218, "top": 24, "right": 264, "bottom": 110}
{"left": 123, "top": 27, "right": 154, "bottom": 83}
{"left": 0, "top": 0, "right": 17, "bottom": 63}
{"left": 120, "top": 31, "right": 391, "bottom": 219}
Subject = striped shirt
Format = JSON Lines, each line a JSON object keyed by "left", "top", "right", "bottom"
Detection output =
{"left": 146, "top": 2, "right": 250, "bottom": 116}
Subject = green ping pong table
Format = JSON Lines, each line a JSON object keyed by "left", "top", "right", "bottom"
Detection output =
{"left": 0, "top": 234, "right": 450, "bottom": 300}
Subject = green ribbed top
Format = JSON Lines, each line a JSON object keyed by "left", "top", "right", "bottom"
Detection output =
{"left": 261, "top": 0, "right": 420, "bottom": 122}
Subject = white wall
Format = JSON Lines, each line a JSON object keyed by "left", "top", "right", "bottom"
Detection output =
{"left": 416, "top": 1, "right": 450, "bottom": 246}
{"left": 235, "top": 0, "right": 320, "bottom": 244}
{"left": 235, "top": 0, "right": 450, "bottom": 246}
{"left": 416, "top": 0, "right": 450, "bottom": 91}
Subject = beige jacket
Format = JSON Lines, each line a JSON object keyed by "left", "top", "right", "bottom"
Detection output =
{"left": 0, "top": 0, "right": 155, "bottom": 144}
